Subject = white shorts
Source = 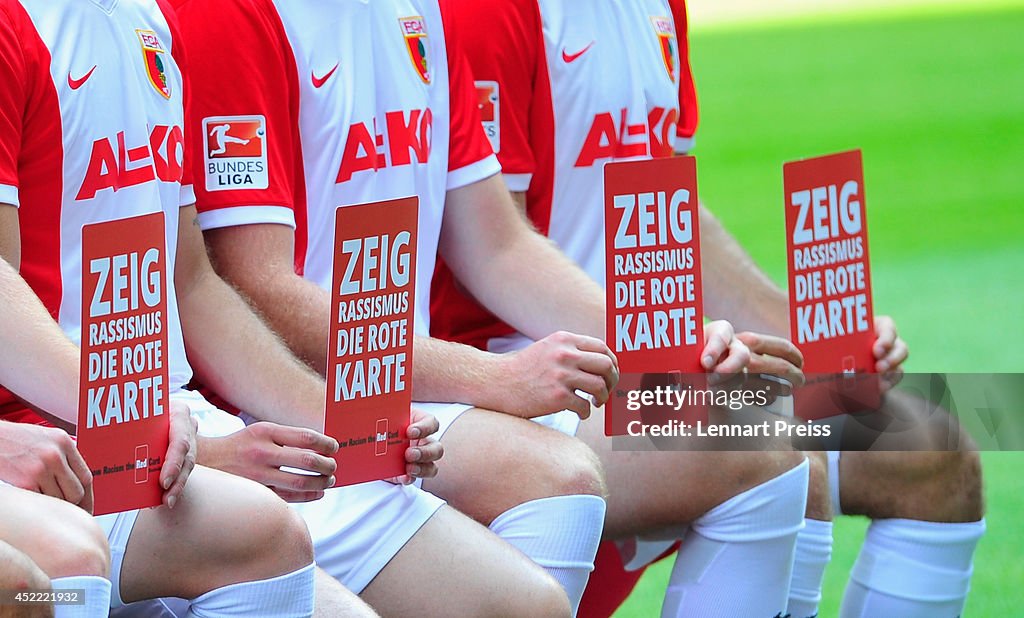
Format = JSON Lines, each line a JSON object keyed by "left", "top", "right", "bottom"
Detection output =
{"left": 487, "top": 332, "right": 582, "bottom": 437}
{"left": 415, "top": 401, "right": 474, "bottom": 439}
{"left": 95, "top": 509, "right": 141, "bottom": 607}
{"left": 180, "top": 391, "right": 445, "bottom": 592}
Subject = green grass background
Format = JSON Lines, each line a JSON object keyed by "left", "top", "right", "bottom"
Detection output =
{"left": 613, "top": 4, "right": 1024, "bottom": 616}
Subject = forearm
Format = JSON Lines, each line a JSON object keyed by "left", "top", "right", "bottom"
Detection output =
{"left": 412, "top": 335, "right": 509, "bottom": 407}
{"left": 0, "top": 259, "right": 79, "bottom": 426}
{"left": 700, "top": 204, "right": 790, "bottom": 337}
{"left": 230, "top": 269, "right": 334, "bottom": 377}
{"left": 460, "top": 229, "right": 606, "bottom": 341}
{"left": 178, "top": 268, "right": 326, "bottom": 430}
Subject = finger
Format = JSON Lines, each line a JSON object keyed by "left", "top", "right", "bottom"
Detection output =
{"left": 163, "top": 463, "right": 191, "bottom": 509}
{"left": 406, "top": 440, "right": 444, "bottom": 464}
{"left": 263, "top": 467, "right": 336, "bottom": 493}
{"left": 270, "top": 425, "right": 339, "bottom": 456}
{"left": 64, "top": 447, "right": 95, "bottom": 503}
{"left": 748, "top": 354, "right": 805, "bottom": 387}
{"left": 577, "top": 351, "right": 618, "bottom": 394}
{"left": 273, "top": 446, "right": 338, "bottom": 477}
{"left": 569, "top": 367, "right": 611, "bottom": 403}
{"left": 272, "top": 488, "right": 327, "bottom": 503}
{"left": 712, "top": 338, "right": 751, "bottom": 376}
{"left": 568, "top": 371, "right": 611, "bottom": 406}
{"left": 79, "top": 485, "right": 95, "bottom": 515}
{"left": 564, "top": 392, "right": 592, "bottom": 420}
{"left": 160, "top": 427, "right": 191, "bottom": 491}
{"left": 407, "top": 462, "right": 438, "bottom": 480}
{"left": 36, "top": 471, "right": 67, "bottom": 503}
{"left": 567, "top": 333, "right": 616, "bottom": 358}
{"left": 737, "top": 332, "right": 804, "bottom": 368}
{"left": 406, "top": 413, "right": 440, "bottom": 441}
{"left": 701, "top": 321, "right": 734, "bottom": 370}
{"left": 877, "top": 339, "right": 909, "bottom": 373}
{"left": 52, "top": 460, "right": 86, "bottom": 508}
{"left": 873, "top": 316, "right": 897, "bottom": 358}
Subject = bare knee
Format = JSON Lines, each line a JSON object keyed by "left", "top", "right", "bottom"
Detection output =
{"left": 805, "top": 451, "right": 832, "bottom": 520}
{"left": 541, "top": 439, "right": 606, "bottom": 499}
{"left": 488, "top": 573, "right": 571, "bottom": 618}
{"left": 28, "top": 502, "right": 109, "bottom": 579}
{"left": 246, "top": 499, "right": 314, "bottom": 578}
{"left": 841, "top": 450, "right": 983, "bottom": 522}
{"left": 526, "top": 576, "right": 572, "bottom": 618}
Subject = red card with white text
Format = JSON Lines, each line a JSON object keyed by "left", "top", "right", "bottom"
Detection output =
{"left": 326, "top": 198, "right": 417, "bottom": 485}
{"left": 78, "top": 212, "right": 170, "bottom": 515}
{"left": 604, "top": 157, "right": 705, "bottom": 436}
{"left": 784, "top": 150, "right": 880, "bottom": 419}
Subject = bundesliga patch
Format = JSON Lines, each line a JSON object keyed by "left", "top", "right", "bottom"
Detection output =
{"left": 399, "top": 16, "right": 430, "bottom": 84}
{"left": 476, "top": 81, "right": 500, "bottom": 152}
{"left": 137, "top": 29, "right": 171, "bottom": 99}
{"left": 650, "top": 17, "right": 677, "bottom": 83}
{"left": 203, "top": 116, "right": 268, "bottom": 191}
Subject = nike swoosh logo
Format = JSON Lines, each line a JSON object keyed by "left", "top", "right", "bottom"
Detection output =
{"left": 68, "top": 66, "right": 97, "bottom": 90}
{"left": 562, "top": 42, "right": 595, "bottom": 64}
{"left": 312, "top": 63, "right": 339, "bottom": 88}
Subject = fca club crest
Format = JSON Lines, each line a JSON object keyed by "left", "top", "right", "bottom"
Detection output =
{"left": 137, "top": 29, "right": 171, "bottom": 99}
{"left": 399, "top": 16, "right": 430, "bottom": 84}
{"left": 651, "top": 17, "right": 677, "bottom": 82}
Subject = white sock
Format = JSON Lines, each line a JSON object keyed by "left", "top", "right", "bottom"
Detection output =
{"left": 787, "top": 519, "right": 833, "bottom": 618}
{"left": 826, "top": 451, "right": 843, "bottom": 516}
{"left": 185, "top": 563, "right": 316, "bottom": 618}
{"left": 840, "top": 518, "right": 985, "bottom": 618}
{"left": 52, "top": 575, "right": 112, "bottom": 618}
{"left": 661, "top": 459, "right": 809, "bottom": 618}
{"left": 488, "top": 495, "right": 606, "bottom": 617}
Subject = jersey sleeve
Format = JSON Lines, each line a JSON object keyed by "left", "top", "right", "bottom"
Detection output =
{"left": 439, "top": 0, "right": 501, "bottom": 191}
{"left": 158, "top": 0, "right": 195, "bottom": 207}
{"left": 0, "top": 4, "right": 26, "bottom": 207}
{"left": 171, "top": 0, "right": 299, "bottom": 230}
{"left": 446, "top": 0, "right": 545, "bottom": 193}
{"left": 670, "top": 0, "right": 698, "bottom": 154}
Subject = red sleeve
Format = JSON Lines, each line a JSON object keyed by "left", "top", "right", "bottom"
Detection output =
{"left": 170, "top": 0, "right": 300, "bottom": 229}
{"left": 439, "top": 0, "right": 502, "bottom": 190}
{"left": 0, "top": 2, "right": 26, "bottom": 206}
{"left": 445, "top": 0, "right": 545, "bottom": 193}
{"left": 157, "top": 0, "right": 195, "bottom": 205}
{"left": 670, "top": 0, "right": 699, "bottom": 151}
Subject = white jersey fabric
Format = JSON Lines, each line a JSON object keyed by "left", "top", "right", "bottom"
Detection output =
{"left": 0, "top": 0, "right": 195, "bottom": 423}
{"left": 530, "top": 0, "right": 685, "bottom": 287}
{"left": 430, "top": 0, "right": 695, "bottom": 351}
{"left": 177, "top": 0, "right": 499, "bottom": 338}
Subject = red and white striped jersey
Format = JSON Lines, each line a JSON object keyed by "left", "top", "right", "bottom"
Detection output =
{"left": 430, "top": 0, "right": 697, "bottom": 349}
{"left": 0, "top": 0, "right": 195, "bottom": 423}
{"left": 173, "top": 0, "right": 499, "bottom": 337}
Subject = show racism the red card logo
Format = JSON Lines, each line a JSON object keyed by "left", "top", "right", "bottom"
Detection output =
{"left": 326, "top": 198, "right": 418, "bottom": 485}
{"left": 784, "top": 149, "right": 880, "bottom": 418}
{"left": 78, "top": 212, "right": 170, "bottom": 515}
{"left": 604, "top": 157, "right": 705, "bottom": 436}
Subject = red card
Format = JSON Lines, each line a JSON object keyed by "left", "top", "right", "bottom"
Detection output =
{"left": 604, "top": 157, "right": 705, "bottom": 436}
{"left": 326, "top": 198, "right": 417, "bottom": 485}
{"left": 784, "top": 150, "right": 880, "bottom": 418}
{"left": 78, "top": 212, "right": 170, "bottom": 515}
